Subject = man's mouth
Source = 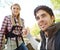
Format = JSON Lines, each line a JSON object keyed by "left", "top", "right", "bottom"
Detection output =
{"left": 40, "top": 23, "right": 47, "bottom": 28}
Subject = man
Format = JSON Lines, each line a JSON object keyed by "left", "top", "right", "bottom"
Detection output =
{"left": 23, "top": 5, "right": 60, "bottom": 50}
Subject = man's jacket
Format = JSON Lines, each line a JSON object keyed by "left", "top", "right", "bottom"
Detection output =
{"left": 40, "top": 22, "right": 60, "bottom": 50}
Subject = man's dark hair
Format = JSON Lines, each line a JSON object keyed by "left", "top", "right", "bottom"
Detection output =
{"left": 34, "top": 5, "right": 54, "bottom": 17}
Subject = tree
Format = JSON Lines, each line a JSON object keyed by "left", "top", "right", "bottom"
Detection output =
{"left": 50, "top": 0, "right": 60, "bottom": 10}
{"left": 55, "top": 18, "right": 60, "bottom": 22}
{"left": 30, "top": 23, "right": 40, "bottom": 36}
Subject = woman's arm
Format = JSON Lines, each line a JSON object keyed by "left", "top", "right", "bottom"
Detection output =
{"left": 0, "top": 16, "right": 8, "bottom": 49}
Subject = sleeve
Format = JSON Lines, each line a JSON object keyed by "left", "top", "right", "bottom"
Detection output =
{"left": 26, "top": 33, "right": 39, "bottom": 50}
{"left": 0, "top": 16, "right": 8, "bottom": 48}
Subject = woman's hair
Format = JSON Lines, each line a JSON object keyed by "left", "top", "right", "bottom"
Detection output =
{"left": 11, "top": 3, "right": 22, "bottom": 26}
{"left": 11, "top": 3, "right": 21, "bottom": 10}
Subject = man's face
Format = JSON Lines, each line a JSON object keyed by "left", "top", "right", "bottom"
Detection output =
{"left": 35, "top": 10, "right": 55, "bottom": 31}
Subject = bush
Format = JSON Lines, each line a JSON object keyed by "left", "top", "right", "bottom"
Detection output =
{"left": 30, "top": 23, "right": 40, "bottom": 36}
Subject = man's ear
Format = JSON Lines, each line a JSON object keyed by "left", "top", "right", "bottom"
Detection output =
{"left": 52, "top": 16, "right": 55, "bottom": 22}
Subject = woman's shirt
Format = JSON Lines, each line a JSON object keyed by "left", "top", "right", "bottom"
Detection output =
{"left": 0, "top": 15, "right": 24, "bottom": 47}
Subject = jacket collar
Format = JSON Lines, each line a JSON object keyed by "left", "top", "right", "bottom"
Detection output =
{"left": 41, "top": 22, "right": 60, "bottom": 38}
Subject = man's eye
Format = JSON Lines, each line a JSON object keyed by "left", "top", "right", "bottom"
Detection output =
{"left": 41, "top": 14, "right": 46, "bottom": 18}
{"left": 36, "top": 17, "right": 40, "bottom": 20}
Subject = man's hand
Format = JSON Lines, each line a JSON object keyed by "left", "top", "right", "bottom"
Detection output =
{"left": 22, "top": 27, "right": 30, "bottom": 37}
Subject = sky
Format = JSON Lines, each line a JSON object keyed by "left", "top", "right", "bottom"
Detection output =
{"left": 0, "top": 0, "right": 53, "bottom": 29}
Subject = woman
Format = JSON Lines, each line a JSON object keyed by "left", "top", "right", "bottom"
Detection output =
{"left": 0, "top": 3, "right": 28, "bottom": 50}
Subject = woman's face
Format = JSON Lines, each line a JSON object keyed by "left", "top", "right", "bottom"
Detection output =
{"left": 11, "top": 5, "right": 20, "bottom": 17}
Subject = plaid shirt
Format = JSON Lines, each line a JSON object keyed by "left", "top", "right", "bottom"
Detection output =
{"left": 0, "top": 15, "right": 24, "bottom": 47}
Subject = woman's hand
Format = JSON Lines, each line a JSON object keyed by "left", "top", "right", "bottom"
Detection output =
{"left": 12, "top": 30, "right": 20, "bottom": 35}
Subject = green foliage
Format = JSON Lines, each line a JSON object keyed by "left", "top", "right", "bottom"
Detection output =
{"left": 50, "top": 0, "right": 60, "bottom": 9}
{"left": 30, "top": 23, "right": 40, "bottom": 36}
{"left": 56, "top": 14, "right": 60, "bottom": 17}
{"left": 55, "top": 14, "right": 60, "bottom": 22}
{"left": 55, "top": 18, "right": 60, "bottom": 22}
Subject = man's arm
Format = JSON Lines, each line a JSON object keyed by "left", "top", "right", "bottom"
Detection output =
{"left": 27, "top": 33, "right": 39, "bottom": 50}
